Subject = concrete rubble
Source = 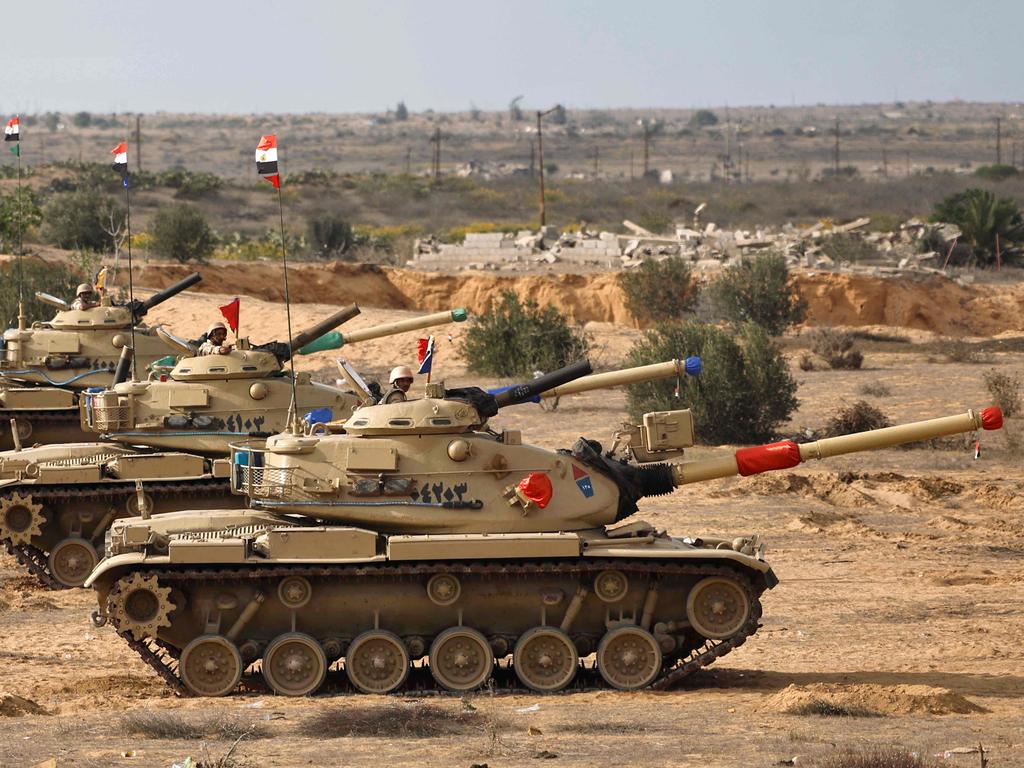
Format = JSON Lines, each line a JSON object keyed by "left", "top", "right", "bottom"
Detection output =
{"left": 411, "top": 207, "right": 968, "bottom": 279}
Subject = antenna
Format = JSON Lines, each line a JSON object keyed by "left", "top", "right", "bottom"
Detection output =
{"left": 275, "top": 180, "right": 301, "bottom": 432}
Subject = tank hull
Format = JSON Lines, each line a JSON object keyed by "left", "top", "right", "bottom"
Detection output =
{"left": 90, "top": 511, "right": 774, "bottom": 696}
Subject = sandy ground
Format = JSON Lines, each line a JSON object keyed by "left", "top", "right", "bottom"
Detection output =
{"left": 1, "top": 293, "right": 1023, "bottom": 767}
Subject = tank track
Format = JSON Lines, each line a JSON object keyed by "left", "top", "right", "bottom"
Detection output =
{"left": 111, "top": 558, "right": 767, "bottom": 695}
{"left": 0, "top": 408, "right": 80, "bottom": 422}
{"left": 3, "top": 479, "right": 232, "bottom": 588}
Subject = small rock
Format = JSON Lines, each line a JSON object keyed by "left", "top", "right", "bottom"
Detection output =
{"left": 528, "top": 726, "right": 543, "bottom": 736}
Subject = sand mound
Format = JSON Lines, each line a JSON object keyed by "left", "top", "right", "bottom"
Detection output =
{"left": 719, "top": 472, "right": 870, "bottom": 507}
{"left": 763, "top": 683, "right": 987, "bottom": 716}
{"left": 133, "top": 262, "right": 1024, "bottom": 335}
{"left": 967, "top": 483, "right": 1024, "bottom": 513}
{"left": 0, "top": 693, "right": 48, "bottom": 717}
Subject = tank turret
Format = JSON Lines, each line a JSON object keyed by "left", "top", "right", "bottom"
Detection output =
{"left": 80, "top": 306, "right": 469, "bottom": 455}
{"left": 0, "top": 273, "right": 204, "bottom": 450}
{"left": 85, "top": 353, "right": 1003, "bottom": 698}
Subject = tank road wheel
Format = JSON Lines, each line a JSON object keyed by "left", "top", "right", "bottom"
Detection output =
{"left": 346, "top": 630, "right": 410, "bottom": 694}
{"left": 47, "top": 538, "right": 99, "bottom": 588}
{"left": 597, "top": 626, "right": 662, "bottom": 691}
{"left": 262, "top": 632, "right": 327, "bottom": 697}
{"left": 429, "top": 627, "right": 493, "bottom": 692}
{"left": 107, "top": 573, "right": 174, "bottom": 640}
{"left": 180, "top": 635, "right": 243, "bottom": 697}
{"left": 686, "top": 576, "right": 751, "bottom": 640}
{"left": 513, "top": 627, "right": 579, "bottom": 693}
{"left": 0, "top": 493, "right": 45, "bottom": 546}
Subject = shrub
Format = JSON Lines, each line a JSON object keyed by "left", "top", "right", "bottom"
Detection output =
{"left": 940, "top": 338, "right": 981, "bottom": 363}
{"left": 974, "top": 163, "right": 1019, "bottom": 181}
{"left": 619, "top": 256, "right": 699, "bottom": 325}
{"left": 931, "top": 188, "right": 1023, "bottom": 265}
{"left": 395, "top": 101, "right": 409, "bottom": 121}
{"left": 809, "top": 327, "right": 864, "bottom": 369}
{"left": 0, "top": 188, "right": 43, "bottom": 251}
{"left": 708, "top": 252, "right": 806, "bottom": 335}
{"left": 0, "top": 259, "right": 83, "bottom": 327}
{"left": 42, "top": 190, "right": 125, "bottom": 251}
{"left": 158, "top": 168, "right": 224, "bottom": 199}
{"left": 462, "top": 290, "right": 590, "bottom": 378}
{"left": 858, "top": 382, "right": 892, "bottom": 397}
{"left": 625, "top": 321, "right": 798, "bottom": 444}
{"left": 689, "top": 109, "right": 719, "bottom": 127}
{"left": 808, "top": 748, "right": 941, "bottom": 768}
{"left": 150, "top": 203, "right": 216, "bottom": 263}
{"left": 824, "top": 401, "right": 891, "bottom": 437}
{"left": 983, "top": 369, "right": 1021, "bottom": 417}
{"left": 307, "top": 212, "right": 354, "bottom": 258}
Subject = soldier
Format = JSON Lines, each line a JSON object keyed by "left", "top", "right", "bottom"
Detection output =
{"left": 381, "top": 365, "right": 414, "bottom": 403}
{"left": 71, "top": 283, "right": 99, "bottom": 311}
{"left": 197, "top": 321, "right": 233, "bottom": 356}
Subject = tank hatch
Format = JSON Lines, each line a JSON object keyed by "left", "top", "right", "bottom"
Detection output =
{"left": 47, "top": 305, "right": 135, "bottom": 330}
{"left": 343, "top": 397, "right": 483, "bottom": 436}
{"left": 170, "top": 349, "right": 282, "bottom": 381}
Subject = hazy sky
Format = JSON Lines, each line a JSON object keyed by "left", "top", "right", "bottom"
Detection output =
{"left": 4, "top": 0, "right": 1022, "bottom": 114}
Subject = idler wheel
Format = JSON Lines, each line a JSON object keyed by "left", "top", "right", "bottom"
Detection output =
{"left": 596, "top": 626, "right": 662, "bottom": 691}
{"left": 107, "top": 572, "right": 174, "bottom": 640}
{"left": 180, "top": 635, "right": 243, "bottom": 697}
{"left": 0, "top": 493, "right": 45, "bottom": 546}
{"left": 429, "top": 627, "right": 493, "bottom": 692}
{"left": 262, "top": 632, "right": 327, "bottom": 696}
{"left": 47, "top": 538, "right": 98, "bottom": 588}
{"left": 513, "top": 627, "right": 578, "bottom": 693}
{"left": 346, "top": 630, "right": 410, "bottom": 694}
{"left": 685, "top": 576, "right": 751, "bottom": 640}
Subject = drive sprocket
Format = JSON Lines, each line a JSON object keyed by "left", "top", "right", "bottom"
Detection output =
{"left": 107, "top": 572, "right": 175, "bottom": 640}
{"left": 0, "top": 493, "right": 45, "bottom": 546}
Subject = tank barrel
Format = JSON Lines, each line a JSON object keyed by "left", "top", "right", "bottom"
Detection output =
{"left": 287, "top": 304, "right": 361, "bottom": 354}
{"left": 134, "top": 273, "right": 203, "bottom": 318}
{"left": 540, "top": 357, "right": 702, "bottom": 399}
{"left": 34, "top": 292, "right": 70, "bottom": 311}
{"left": 296, "top": 308, "right": 468, "bottom": 356}
{"left": 493, "top": 360, "right": 594, "bottom": 409}
{"left": 669, "top": 408, "right": 1004, "bottom": 486}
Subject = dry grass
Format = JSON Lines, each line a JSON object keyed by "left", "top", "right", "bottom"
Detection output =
{"left": 808, "top": 748, "right": 941, "bottom": 768}
{"left": 787, "top": 699, "right": 880, "bottom": 718}
{"left": 858, "top": 382, "right": 892, "bottom": 397}
{"left": 119, "top": 709, "right": 262, "bottom": 741}
{"left": 296, "top": 702, "right": 498, "bottom": 739}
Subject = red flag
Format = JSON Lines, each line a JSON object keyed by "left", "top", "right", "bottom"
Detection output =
{"left": 219, "top": 297, "right": 240, "bottom": 333}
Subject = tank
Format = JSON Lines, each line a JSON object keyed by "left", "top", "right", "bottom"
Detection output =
{"left": 0, "top": 273, "right": 203, "bottom": 450}
{"left": 80, "top": 307, "right": 468, "bottom": 455}
{"left": 0, "top": 307, "right": 468, "bottom": 588}
{"left": 84, "top": 362, "right": 1003, "bottom": 697}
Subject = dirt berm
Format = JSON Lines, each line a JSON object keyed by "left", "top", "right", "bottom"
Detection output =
{"left": 135, "top": 262, "right": 1024, "bottom": 335}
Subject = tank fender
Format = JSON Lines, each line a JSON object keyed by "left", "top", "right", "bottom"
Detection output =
{"left": 84, "top": 552, "right": 170, "bottom": 588}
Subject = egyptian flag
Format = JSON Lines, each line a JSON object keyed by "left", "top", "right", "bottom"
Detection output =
{"left": 219, "top": 297, "right": 240, "bottom": 334}
{"left": 5, "top": 117, "right": 18, "bottom": 155}
{"left": 417, "top": 336, "right": 434, "bottom": 375}
{"left": 111, "top": 141, "right": 128, "bottom": 179}
{"left": 255, "top": 134, "right": 280, "bottom": 188}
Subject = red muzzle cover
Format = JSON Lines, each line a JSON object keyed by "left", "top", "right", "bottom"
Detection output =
{"left": 980, "top": 407, "right": 1003, "bottom": 431}
{"left": 734, "top": 440, "right": 803, "bottom": 476}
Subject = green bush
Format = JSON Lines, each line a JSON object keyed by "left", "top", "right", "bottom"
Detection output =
{"left": 625, "top": 321, "right": 798, "bottom": 444}
{"left": 462, "top": 290, "right": 590, "bottom": 378}
{"left": 983, "top": 369, "right": 1021, "bottom": 418}
{"left": 0, "top": 188, "right": 43, "bottom": 251}
{"left": 158, "top": 168, "right": 224, "bottom": 199}
{"left": 689, "top": 109, "right": 719, "bottom": 127}
{"left": 824, "top": 400, "right": 891, "bottom": 436}
{"left": 0, "top": 259, "right": 83, "bottom": 327}
{"left": 932, "top": 188, "right": 1023, "bottom": 265}
{"left": 809, "top": 327, "right": 863, "bottom": 369}
{"left": 619, "top": 256, "right": 699, "bottom": 325}
{"left": 974, "top": 164, "right": 1019, "bottom": 181}
{"left": 307, "top": 212, "right": 354, "bottom": 258}
{"left": 150, "top": 203, "right": 216, "bottom": 263}
{"left": 708, "top": 252, "right": 806, "bottom": 335}
{"left": 42, "top": 190, "right": 125, "bottom": 251}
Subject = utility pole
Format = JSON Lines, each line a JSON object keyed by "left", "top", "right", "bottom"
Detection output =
{"left": 430, "top": 127, "right": 441, "bottom": 181}
{"left": 529, "top": 138, "right": 536, "bottom": 178}
{"left": 404, "top": 146, "right": 411, "bottom": 174}
{"left": 905, "top": 151, "right": 911, "bottom": 177}
{"left": 882, "top": 147, "right": 888, "bottom": 177}
{"left": 833, "top": 116, "right": 840, "bottom": 175}
{"left": 592, "top": 145, "right": 599, "bottom": 176}
{"left": 629, "top": 148, "right": 635, "bottom": 180}
{"left": 995, "top": 117, "right": 1002, "bottom": 165}
{"left": 536, "top": 105, "right": 560, "bottom": 228}
{"left": 135, "top": 114, "right": 142, "bottom": 171}
{"left": 641, "top": 122, "right": 653, "bottom": 176}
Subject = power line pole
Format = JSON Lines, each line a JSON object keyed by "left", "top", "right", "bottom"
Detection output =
{"left": 592, "top": 145, "right": 599, "bottom": 176}
{"left": 642, "top": 123, "right": 652, "bottom": 176}
{"left": 536, "top": 105, "right": 559, "bottom": 228}
{"left": 404, "top": 146, "right": 411, "bottom": 174}
{"left": 430, "top": 127, "right": 441, "bottom": 181}
{"left": 135, "top": 114, "right": 142, "bottom": 171}
{"left": 995, "top": 117, "right": 1002, "bottom": 164}
{"left": 882, "top": 147, "right": 888, "bottom": 177}
{"left": 833, "top": 116, "right": 840, "bottom": 175}
{"left": 629, "top": 148, "right": 634, "bottom": 180}
{"left": 529, "top": 138, "right": 535, "bottom": 177}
